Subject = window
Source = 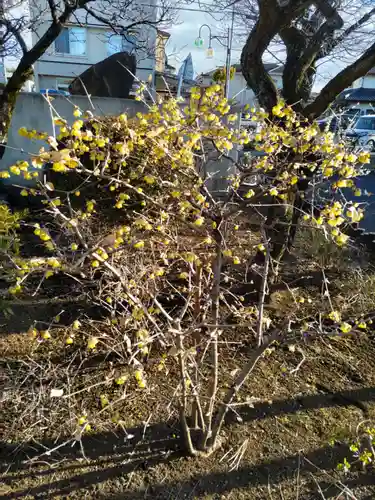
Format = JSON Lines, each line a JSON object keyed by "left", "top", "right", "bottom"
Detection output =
{"left": 106, "top": 32, "right": 136, "bottom": 56}
{"left": 107, "top": 34, "right": 123, "bottom": 56}
{"left": 55, "top": 27, "right": 86, "bottom": 55}
{"left": 56, "top": 78, "right": 72, "bottom": 91}
{"left": 354, "top": 117, "right": 375, "bottom": 130}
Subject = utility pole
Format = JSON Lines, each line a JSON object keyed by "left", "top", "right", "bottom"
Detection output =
{"left": 224, "top": 10, "right": 234, "bottom": 100}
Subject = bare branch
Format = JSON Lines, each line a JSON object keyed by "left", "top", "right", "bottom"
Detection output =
{"left": 304, "top": 40, "right": 375, "bottom": 119}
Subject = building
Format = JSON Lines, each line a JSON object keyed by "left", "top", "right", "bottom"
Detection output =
{"left": 155, "top": 29, "right": 172, "bottom": 73}
{"left": 196, "top": 63, "right": 283, "bottom": 106}
{"left": 154, "top": 36, "right": 196, "bottom": 99}
{"left": 31, "top": 0, "right": 158, "bottom": 92}
{"left": 352, "top": 68, "right": 375, "bottom": 90}
{"left": 331, "top": 68, "right": 375, "bottom": 115}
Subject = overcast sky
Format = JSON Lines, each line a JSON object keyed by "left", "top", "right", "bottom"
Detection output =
{"left": 165, "top": 1, "right": 373, "bottom": 91}
{"left": 166, "top": 3, "right": 240, "bottom": 77}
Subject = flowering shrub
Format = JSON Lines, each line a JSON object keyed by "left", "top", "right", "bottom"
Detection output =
{"left": 337, "top": 424, "right": 375, "bottom": 473}
{"left": 2, "top": 87, "right": 372, "bottom": 454}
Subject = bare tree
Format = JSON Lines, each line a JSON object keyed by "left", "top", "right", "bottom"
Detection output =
{"left": 0, "top": 0, "right": 174, "bottom": 148}
{"left": 234, "top": 0, "right": 375, "bottom": 119}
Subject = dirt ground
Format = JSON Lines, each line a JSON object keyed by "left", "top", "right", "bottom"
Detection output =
{"left": 1, "top": 235, "right": 375, "bottom": 499}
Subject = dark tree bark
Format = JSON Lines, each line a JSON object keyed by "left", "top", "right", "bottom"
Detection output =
{"left": 0, "top": 6, "right": 75, "bottom": 151}
{"left": 305, "top": 41, "right": 375, "bottom": 120}
{"left": 240, "top": 0, "right": 311, "bottom": 113}
{"left": 241, "top": 0, "right": 375, "bottom": 118}
{"left": 239, "top": 0, "right": 375, "bottom": 272}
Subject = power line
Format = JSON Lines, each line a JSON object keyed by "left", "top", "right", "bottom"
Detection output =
{"left": 140, "top": 2, "right": 245, "bottom": 16}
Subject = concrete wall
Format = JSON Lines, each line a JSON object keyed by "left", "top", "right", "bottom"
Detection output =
{"left": 0, "top": 92, "right": 146, "bottom": 186}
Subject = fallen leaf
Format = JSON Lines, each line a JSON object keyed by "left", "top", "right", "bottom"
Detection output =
{"left": 50, "top": 388, "right": 64, "bottom": 398}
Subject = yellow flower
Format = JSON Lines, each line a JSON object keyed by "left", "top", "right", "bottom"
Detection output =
{"left": 47, "top": 258, "right": 60, "bottom": 268}
{"left": 73, "top": 107, "right": 82, "bottom": 117}
{"left": 346, "top": 206, "right": 363, "bottom": 223}
{"left": 340, "top": 322, "right": 352, "bottom": 334}
{"left": 328, "top": 310, "right": 341, "bottom": 322}
{"left": 133, "top": 241, "right": 145, "bottom": 249}
{"left": 71, "top": 243, "right": 78, "bottom": 251}
{"left": 223, "top": 249, "right": 232, "bottom": 257}
{"left": 269, "top": 187, "right": 278, "bottom": 196}
{"left": 179, "top": 272, "right": 188, "bottom": 279}
{"left": 78, "top": 416, "right": 86, "bottom": 425}
{"left": 115, "top": 376, "right": 128, "bottom": 385}
{"left": 335, "top": 233, "right": 349, "bottom": 246}
{"left": 91, "top": 260, "right": 100, "bottom": 268}
{"left": 143, "top": 175, "right": 156, "bottom": 184}
{"left": 87, "top": 336, "right": 99, "bottom": 349}
{"left": 20, "top": 189, "right": 28, "bottom": 197}
{"left": 171, "top": 191, "right": 181, "bottom": 198}
{"left": 233, "top": 257, "right": 240, "bottom": 265}
{"left": 52, "top": 162, "right": 67, "bottom": 172}
{"left": 41, "top": 330, "right": 51, "bottom": 340}
{"left": 290, "top": 176, "right": 298, "bottom": 185}
{"left": 345, "top": 153, "right": 357, "bottom": 162}
{"left": 194, "top": 217, "right": 204, "bottom": 226}
{"left": 9, "top": 165, "right": 21, "bottom": 175}
{"left": 100, "top": 394, "right": 109, "bottom": 407}
{"left": 357, "top": 321, "right": 367, "bottom": 329}
{"left": 358, "top": 152, "right": 370, "bottom": 164}
{"left": 18, "top": 126, "right": 28, "bottom": 137}
{"left": 86, "top": 200, "right": 95, "bottom": 212}
{"left": 73, "top": 320, "right": 81, "bottom": 330}
{"left": 39, "top": 231, "right": 51, "bottom": 241}
{"left": 66, "top": 337, "right": 74, "bottom": 345}
{"left": 244, "top": 189, "right": 255, "bottom": 199}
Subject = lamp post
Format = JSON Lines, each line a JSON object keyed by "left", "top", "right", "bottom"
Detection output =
{"left": 195, "top": 11, "right": 234, "bottom": 99}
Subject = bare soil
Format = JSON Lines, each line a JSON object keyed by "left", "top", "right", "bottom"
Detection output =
{"left": 1, "top": 234, "right": 375, "bottom": 499}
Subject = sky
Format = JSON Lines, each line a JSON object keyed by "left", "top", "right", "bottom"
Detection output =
{"left": 164, "top": 1, "right": 375, "bottom": 91}
{"left": 166, "top": 3, "right": 241, "bottom": 77}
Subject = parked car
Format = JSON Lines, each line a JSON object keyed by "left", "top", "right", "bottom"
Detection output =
{"left": 345, "top": 115, "right": 375, "bottom": 151}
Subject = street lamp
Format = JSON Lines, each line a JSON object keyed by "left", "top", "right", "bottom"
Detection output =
{"left": 195, "top": 12, "right": 234, "bottom": 99}
{"left": 195, "top": 24, "right": 216, "bottom": 59}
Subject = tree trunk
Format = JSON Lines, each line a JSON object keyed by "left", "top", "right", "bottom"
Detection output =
{"left": 0, "top": 9, "right": 72, "bottom": 157}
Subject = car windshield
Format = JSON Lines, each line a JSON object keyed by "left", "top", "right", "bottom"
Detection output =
{"left": 354, "top": 117, "right": 375, "bottom": 130}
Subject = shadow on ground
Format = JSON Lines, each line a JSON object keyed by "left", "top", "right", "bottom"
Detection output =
{"left": 2, "top": 442, "right": 375, "bottom": 499}
{"left": 1, "top": 386, "right": 375, "bottom": 498}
